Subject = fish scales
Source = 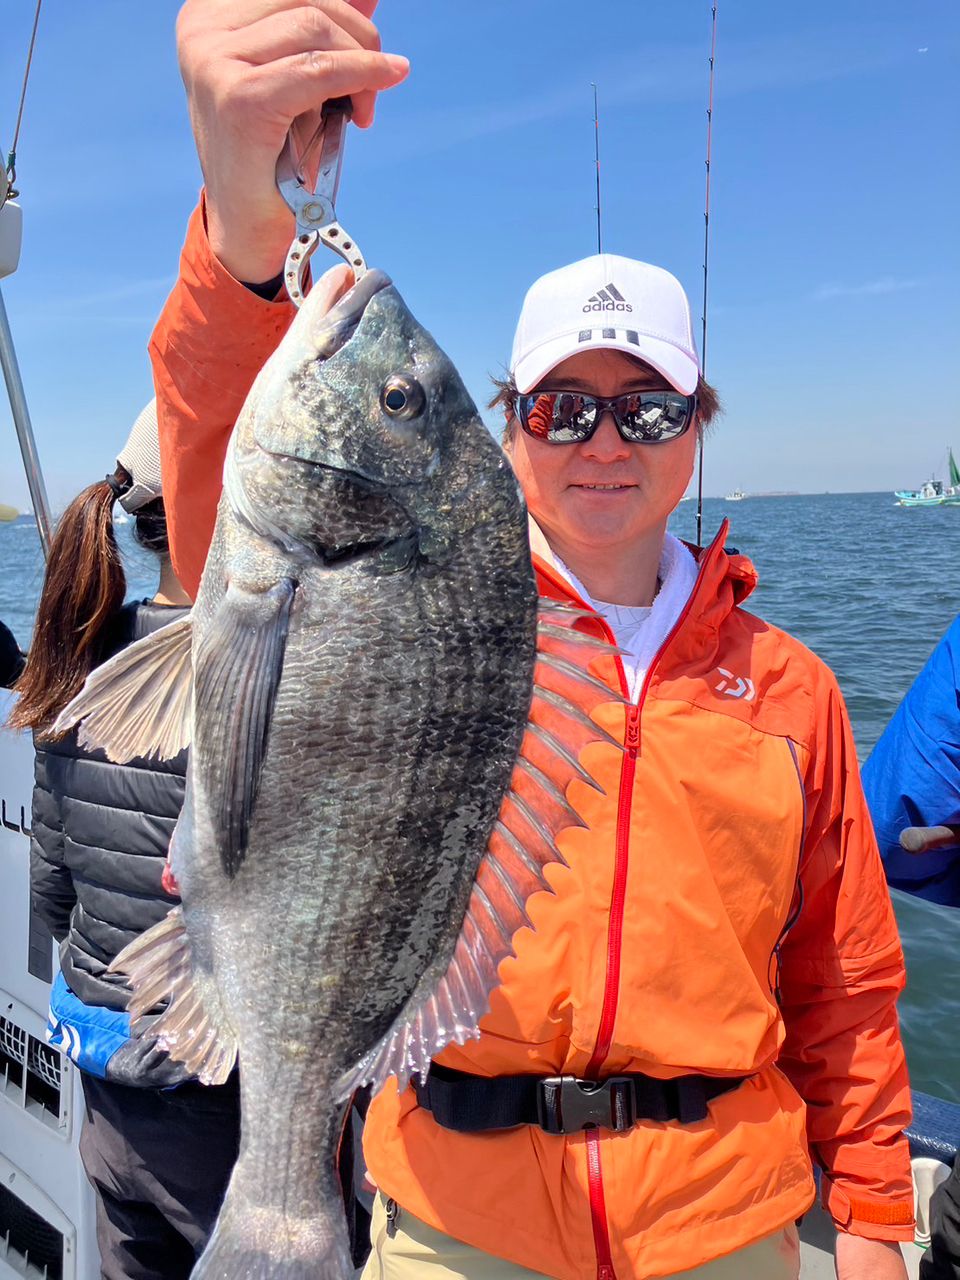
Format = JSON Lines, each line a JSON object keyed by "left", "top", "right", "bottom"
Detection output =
{"left": 186, "top": 286, "right": 536, "bottom": 1276}
{"left": 61, "top": 268, "right": 558, "bottom": 1277}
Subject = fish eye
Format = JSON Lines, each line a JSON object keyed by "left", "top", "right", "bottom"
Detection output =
{"left": 380, "top": 375, "right": 425, "bottom": 421}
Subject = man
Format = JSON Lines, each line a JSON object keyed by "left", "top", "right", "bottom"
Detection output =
{"left": 152, "top": 4, "right": 914, "bottom": 1276}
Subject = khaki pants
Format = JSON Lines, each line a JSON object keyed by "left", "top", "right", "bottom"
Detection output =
{"left": 360, "top": 1192, "right": 801, "bottom": 1280}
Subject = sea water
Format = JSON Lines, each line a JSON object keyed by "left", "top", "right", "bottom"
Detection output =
{"left": 1, "top": 492, "right": 958, "bottom": 1101}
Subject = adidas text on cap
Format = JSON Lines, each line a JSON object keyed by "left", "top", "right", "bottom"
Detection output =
{"left": 510, "top": 254, "right": 700, "bottom": 396}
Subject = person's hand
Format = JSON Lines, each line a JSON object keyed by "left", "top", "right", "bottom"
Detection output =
{"left": 176, "top": 0, "right": 409, "bottom": 283}
{"left": 835, "top": 1232, "right": 908, "bottom": 1280}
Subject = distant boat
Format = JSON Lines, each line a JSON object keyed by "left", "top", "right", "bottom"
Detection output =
{"left": 895, "top": 448, "right": 960, "bottom": 507}
{"left": 725, "top": 488, "right": 746, "bottom": 502}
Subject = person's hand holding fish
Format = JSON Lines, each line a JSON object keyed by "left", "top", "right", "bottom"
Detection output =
{"left": 176, "top": 0, "right": 409, "bottom": 285}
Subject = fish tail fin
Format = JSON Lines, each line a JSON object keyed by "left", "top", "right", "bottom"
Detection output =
{"left": 192, "top": 1189, "right": 352, "bottom": 1280}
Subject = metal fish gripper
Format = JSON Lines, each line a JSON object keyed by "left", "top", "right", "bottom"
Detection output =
{"left": 276, "top": 96, "right": 367, "bottom": 307}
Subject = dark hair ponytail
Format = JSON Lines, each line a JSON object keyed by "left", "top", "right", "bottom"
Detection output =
{"left": 9, "top": 467, "right": 130, "bottom": 735}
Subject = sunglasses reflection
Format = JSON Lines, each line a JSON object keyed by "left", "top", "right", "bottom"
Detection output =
{"left": 515, "top": 391, "right": 696, "bottom": 445}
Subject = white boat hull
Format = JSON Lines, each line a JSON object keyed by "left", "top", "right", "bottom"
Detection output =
{"left": 0, "top": 691, "right": 100, "bottom": 1280}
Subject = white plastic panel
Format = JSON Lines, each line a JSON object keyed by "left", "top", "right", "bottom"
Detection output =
{"left": 0, "top": 200, "right": 22, "bottom": 281}
{"left": 0, "top": 1152, "right": 76, "bottom": 1279}
{"left": 0, "top": 701, "right": 99, "bottom": 1279}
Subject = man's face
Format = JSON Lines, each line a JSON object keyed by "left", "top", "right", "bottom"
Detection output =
{"left": 506, "top": 349, "right": 697, "bottom": 563}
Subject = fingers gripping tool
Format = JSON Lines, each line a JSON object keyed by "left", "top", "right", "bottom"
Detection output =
{"left": 276, "top": 96, "right": 367, "bottom": 307}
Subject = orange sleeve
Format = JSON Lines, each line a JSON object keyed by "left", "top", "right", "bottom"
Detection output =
{"left": 148, "top": 197, "right": 295, "bottom": 597}
{"left": 776, "top": 671, "right": 915, "bottom": 1241}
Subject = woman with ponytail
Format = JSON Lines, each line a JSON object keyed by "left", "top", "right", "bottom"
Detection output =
{"left": 12, "top": 466, "right": 185, "bottom": 732}
{"left": 11, "top": 402, "right": 240, "bottom": 1280}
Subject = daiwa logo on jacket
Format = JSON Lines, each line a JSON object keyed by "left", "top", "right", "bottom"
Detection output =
{"left": 583, "top": 283, "right": 633, "bottom": 313}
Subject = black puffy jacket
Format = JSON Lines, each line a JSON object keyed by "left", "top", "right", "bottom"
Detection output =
{"left": 30, "top": 600, "right": 188, "bottom": 1011}
{"left": 0, "top": 618, "right": 25, "bottom": 687}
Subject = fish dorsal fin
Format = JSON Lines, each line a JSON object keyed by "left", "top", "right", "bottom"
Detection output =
{"left": 108, "top": 906, "right": 238, "bottom": 1085}
{"left": 336, "top": 597, "right": 623, "bottom": 1102}
{"left": 194, "top": 578, "right": 296, "bottom": 879}
{"left": 54, "top": 615, "right": 194, "bottom": 762}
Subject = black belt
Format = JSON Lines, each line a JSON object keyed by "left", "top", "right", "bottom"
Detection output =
{"left": 414, "top": 1064, "right": 749, "bottom": 1135}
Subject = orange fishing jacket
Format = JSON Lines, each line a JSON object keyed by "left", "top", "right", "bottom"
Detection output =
{"left": 151, "top": 203, "right": 915, "bottom": 1280}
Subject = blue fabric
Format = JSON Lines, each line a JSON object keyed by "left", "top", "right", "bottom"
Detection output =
{"left": 46, "top": 972, "right": 132, "bottom": 1079}
{"left": 862, "top": 617, "right": 960, "bottom": 906}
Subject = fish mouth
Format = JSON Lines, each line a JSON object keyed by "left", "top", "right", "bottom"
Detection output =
{"left": 228, "top": 442, "right": 412, "bottom": 564}
{"left": 246, "top": 263, "right": 394, "bottom": 479}
{"left": 304, "top": 264, "right": 393, "bottom": 361}
{"left": 259, "top": 445, "right": 391, "bottom": 495}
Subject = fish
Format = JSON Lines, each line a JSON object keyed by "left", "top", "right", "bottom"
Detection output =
{"left": 57, "top": 264, "right": 621, "bottom": 1278}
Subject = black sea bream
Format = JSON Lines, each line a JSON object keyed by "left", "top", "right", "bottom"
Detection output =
{"left": 59, "top": 267, "right": 619, "bottom": 1278}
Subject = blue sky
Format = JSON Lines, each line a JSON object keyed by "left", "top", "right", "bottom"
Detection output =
{"left": 1, "top": 0, "right": 958, "bottom": 510}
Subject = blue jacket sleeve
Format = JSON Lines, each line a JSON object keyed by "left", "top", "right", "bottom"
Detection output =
{"left": 861, "top": 617, "right": 960, "bottom": 905}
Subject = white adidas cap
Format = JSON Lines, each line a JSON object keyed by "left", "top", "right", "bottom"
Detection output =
{"left": 510, "top": 253, "right": 700, "bottom": 396}
{"left": 116, "top": 399, "right": 163, "bottom": 513}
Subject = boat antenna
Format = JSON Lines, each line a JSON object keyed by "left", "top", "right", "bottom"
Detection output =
{"left": 695, "top": 2, "right": 718, "bottom": 546}
{"left": 591, "top": 83, "right": 602, "bottom": 254}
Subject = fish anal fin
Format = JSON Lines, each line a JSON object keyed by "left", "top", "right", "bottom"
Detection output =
{"left": 54, "top": 616, "right": 194, "bottom": 762}
{"left": 109, "top": 908, "right": 238, "bottom": 1086}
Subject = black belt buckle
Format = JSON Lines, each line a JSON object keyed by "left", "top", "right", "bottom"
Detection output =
{"left": 536, "top": 1075, "right": 636, "bottom": 1134}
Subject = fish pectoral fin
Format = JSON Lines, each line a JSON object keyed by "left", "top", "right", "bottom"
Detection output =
{"left": 54, "top": 615, "right": 194, "bottom": 762}
{"left": 109, "top": 907, "right": 238, "bottom": 1086}
{"left": 336, "top": 598, "right": 622, "bottom": 1104}
{"left": 195, "top": 578, "right": 296, "bottom": 878}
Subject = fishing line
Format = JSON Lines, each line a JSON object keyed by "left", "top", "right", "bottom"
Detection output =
{"left": 591, "top": 83, "right": 602, "bottom": 255}
{"left": 4, "top": 0, "right": 44, "bottom": 198}
{"left": 695, "top": 2, "right": 718, "bottom": 547}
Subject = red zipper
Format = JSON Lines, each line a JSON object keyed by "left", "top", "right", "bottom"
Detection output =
{"left": 584, "top": 704, "right": 639, "bottom": 1079}
{"left": 576, "top": 533, "right": 723, "bottom": 1280}
{"left": 587, "top": 1129, "right": 617, "bottom": 1280}
{"left": 580, "top": 684, "right": 640, "bottom": 1280}
{"left": 583, "top": 535, "right": 718, "bottom": 1078}
{"left": 535, "top": 531, "right": 727, "bottom": 1280}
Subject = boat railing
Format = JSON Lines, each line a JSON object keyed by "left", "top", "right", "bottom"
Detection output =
{"left": 0, "top": 186, "right": 52, "bottom": 556}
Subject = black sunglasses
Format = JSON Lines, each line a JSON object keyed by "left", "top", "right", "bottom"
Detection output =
{"left": 513, "top": 389, "right": 697, "bottom": 445}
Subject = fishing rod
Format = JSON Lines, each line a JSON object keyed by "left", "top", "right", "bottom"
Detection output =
{"left": 591, "top": 84, "right": 602, "bottom": 254}
{"left": 4, "top": 0, "right": 44, "bottom": 195}
{"left": 695, "top": 2, "right": 718, "bottom": 547}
